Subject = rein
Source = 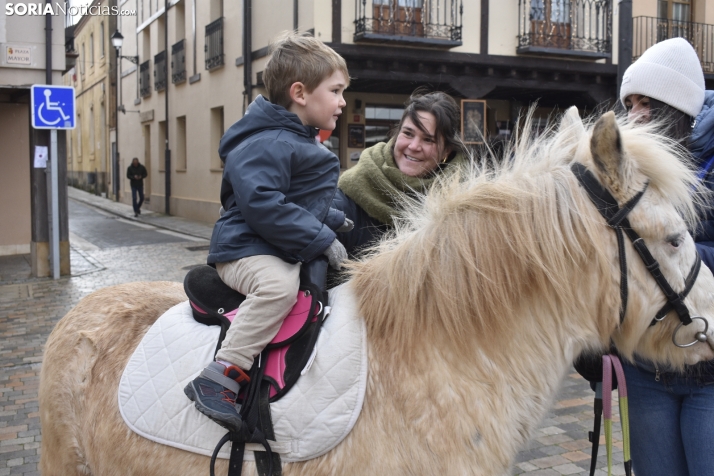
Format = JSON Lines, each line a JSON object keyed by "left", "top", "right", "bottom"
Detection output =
{"left": 571, "top": 163, "right": 708, "bottom": 347}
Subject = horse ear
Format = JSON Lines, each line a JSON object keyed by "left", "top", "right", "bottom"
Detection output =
{"left": 559, "top": 106, "right": 585, "bottom": 141}
{"left": 590, "top": 111, "right": 626, "bottom": 199}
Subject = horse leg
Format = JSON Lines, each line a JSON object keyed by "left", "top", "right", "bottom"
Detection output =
{"left": 39, "top": 282, "right": 187, "bottom": 475}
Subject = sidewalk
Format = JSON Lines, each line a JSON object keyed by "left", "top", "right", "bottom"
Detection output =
{"left": 67, "top": 187, "right": 214, "bottom": 241}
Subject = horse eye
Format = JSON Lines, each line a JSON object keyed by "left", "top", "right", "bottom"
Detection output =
{"left": 669, "top": 237, "right": 682, "bottom": 248}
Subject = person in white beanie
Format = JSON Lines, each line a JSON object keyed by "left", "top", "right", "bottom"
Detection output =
{"left": 617, "top": 37, "right": 714, "bottom": 476}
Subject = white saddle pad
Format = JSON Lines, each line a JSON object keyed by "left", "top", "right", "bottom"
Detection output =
{"left": 118, "top": 282, "right": 368, "bottom": 462}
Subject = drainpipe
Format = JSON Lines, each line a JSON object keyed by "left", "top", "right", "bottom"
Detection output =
{"left": 617, "top": 0, "right": 633, "bottom": 99}
{"left": 243, "top": 0, "right": 252, "bottom": 111}
{"left": 45, "top": 1, "right": 52, "bottom": 83}
{"left": 164, "top": 0, "right": 171, "bottom": 215}
{"left": 192, "top": 0, "right": 197, "bottom": 77}
{"left": 294, "top": 0, "right": 298, "bottom": 30}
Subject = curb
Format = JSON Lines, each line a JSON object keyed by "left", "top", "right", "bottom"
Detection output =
{"left": 68, "top": 188, "right": 211, "bottom": 241}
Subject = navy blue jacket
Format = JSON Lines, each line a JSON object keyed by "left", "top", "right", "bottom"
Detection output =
{"left": 207, "top": 95, "right": 345, "bottom": 265}
{"left": 332, "top": 189, "right": 388, "bottom": 258}
{"left": 691, "top": 91, "right": 714, "bottom": 271}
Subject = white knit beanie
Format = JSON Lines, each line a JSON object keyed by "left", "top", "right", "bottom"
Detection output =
{"left": 620, "top": 38, "right": 705, "bottom": 118}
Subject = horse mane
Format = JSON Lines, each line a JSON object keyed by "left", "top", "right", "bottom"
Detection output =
{"left": 347, "top": 111, "right": 703, "bottom": 358}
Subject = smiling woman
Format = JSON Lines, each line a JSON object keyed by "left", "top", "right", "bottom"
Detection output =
{"left": 332, "top": 90, "right": 470, "bottom": 260}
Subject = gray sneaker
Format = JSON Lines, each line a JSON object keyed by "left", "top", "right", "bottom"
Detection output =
{"left": 184, "top": 361, "right": 250, "bottom": 431}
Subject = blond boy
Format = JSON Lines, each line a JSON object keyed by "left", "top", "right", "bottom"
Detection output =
{"left": 184, "top": 32, "right": 351, "bottom": 430}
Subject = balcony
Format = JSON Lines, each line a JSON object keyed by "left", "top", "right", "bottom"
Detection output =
{"left": 354, "top": 0, "right": 463, "bottom": 47}
{"left": 154, "top": 50, "right": 167, "bottom": 91}
{"left": 139, "top": 60, "right": 151, "bottom": 98}
{"left": 517, "top": 0, "right": 611, "bottom": 59}
{"left": 205, "top": 17, "right": 224, "bottom": 70}
{"left": 634, "top": 16, "right": 714, "bottom": 73}
{"left": 171, "top": 39, "right": 186, "bottom": 84}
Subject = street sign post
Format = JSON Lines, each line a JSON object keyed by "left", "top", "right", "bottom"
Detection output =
{"left": 30, "top": 85, "right": 76, "bottom": 279}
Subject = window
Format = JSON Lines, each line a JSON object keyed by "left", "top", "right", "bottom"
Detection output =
{"left": 372, "top": 0, "right": 424, "bottom": 37}
{"left": 658, "top": 0, "right": 692, "bottom": 40}
{"left": 205, "top": 17, "right": 224, "bottom": 70}
{"left": 143, "top": 124, "right": 151, "bottom": 184}
{"left": 90, "top": 33, "right": 94, "bottom": 66}
{"left": 100, "top": 22, "right": 105, "bottom": 57}
{"left": 89, "top": 106, "right": 95, "bottom": 158}
{"left": 529, "top": 0, "right": 572, "bottom": 49}
{"left": 210, "top": 107, "right": 224, "bottom": 170}
{"left": 175, "top": 0, "right": 186, "bottom": 39}
{"left": 659, "top": 0, "right": 691, "bottom": 22}
{"left": 210, "top": 0, "right": 223, "bottom": 21}
{"left": 77, "top": 113, "right": 82, "bottom": 158}
{"left": 158, "top": 121, "right": 167, "bottom": 172}
{"left": 176, "top": 116, "right": 187, "bottom": 170}
{"left": 365, "top": 105, "right": 403, "bottom": 149}
{"left": 81, "top": 43, "right": 85, "bottom": 74}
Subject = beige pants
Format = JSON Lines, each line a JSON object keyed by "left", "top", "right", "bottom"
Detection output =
{"left": 215, "top": 255, "right": 301, "bottom": 369}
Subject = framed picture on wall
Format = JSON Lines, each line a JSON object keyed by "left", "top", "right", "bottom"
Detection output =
{"left": 348, "top": 124, "right": 365, "bottom": 148}
{"left": 461, "top": 99, "right": 487, "bottom": 145}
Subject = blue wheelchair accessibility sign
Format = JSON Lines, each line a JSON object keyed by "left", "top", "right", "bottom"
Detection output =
{"left": 31, "top": 85, "right": 76, "bottom": 129}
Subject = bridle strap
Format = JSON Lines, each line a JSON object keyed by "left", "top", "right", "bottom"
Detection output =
{"left": 651, "top": 252, "right": 701, "bottom": 326}
{"left": 571, "top": 163, "right": 647, "bottom": 323}
{"left": 571, "top": 163, "right": 697, "bottom": 326}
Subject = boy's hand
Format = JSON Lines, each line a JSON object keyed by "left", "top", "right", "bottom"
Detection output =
{"left": 336, "top": 218, "right": 354, "bottom": 233}
{"left": 323, "top": 239, "right": 347, "bottom": 270}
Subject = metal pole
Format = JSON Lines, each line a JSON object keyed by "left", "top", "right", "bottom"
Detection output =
{"left": 115, "top": 45, "right": 120, "bottom": 199}
{"left": 165, "top": 0, "right": 171, "bottom": 215}
{"left": 617, "top": 0, "right": 633, "bottom": 98}
{"left": 50, "top": 129, "right": 60, "bottom": 279}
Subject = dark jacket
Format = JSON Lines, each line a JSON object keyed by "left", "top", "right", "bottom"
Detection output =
{"left": 126, "top": 163, "right": 147, "bottom": 188}
{"left": 690, "top": 91, "right": 714, "bottom": 271}
{"left": 207, "top": 95, "right": 344, "bottom": 265}
{"left": 332, "top": 189, "right": 388, "bottom": 258}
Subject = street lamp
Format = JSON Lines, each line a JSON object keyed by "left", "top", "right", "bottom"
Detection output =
{"left": 110, "top": 29, "right": 139, "bottom": 202}
{"left": 111, "top": 30, "right": 139, "bottom": 64}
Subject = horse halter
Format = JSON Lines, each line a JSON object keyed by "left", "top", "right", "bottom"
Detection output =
{"left": 571, "top": 162, "right": 709, "bottom": 348}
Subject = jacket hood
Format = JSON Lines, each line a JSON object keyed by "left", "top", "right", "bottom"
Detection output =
{"left": 690, "top": 90, "right": 714, "bottom": 164}
{"left": 218, "top": 95, "right": 317, "bottom": 162}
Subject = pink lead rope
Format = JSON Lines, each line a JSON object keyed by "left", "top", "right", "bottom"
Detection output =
{"left": 601, "top": 354, "right": 632, "bottom": 476}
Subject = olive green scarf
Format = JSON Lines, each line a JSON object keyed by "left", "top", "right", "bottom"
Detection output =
{"left": 338, "top": 140, "right": 468, "bottom": 226}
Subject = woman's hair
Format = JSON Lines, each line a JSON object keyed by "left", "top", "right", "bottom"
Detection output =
{"left": 391, "top": 89, "right": 466, "bottom": 157}
{"left": 649, "top": 98, "right": 694, "bottom": 145}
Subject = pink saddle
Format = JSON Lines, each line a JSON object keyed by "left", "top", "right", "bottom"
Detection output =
{"left": 184, "top": 265, "right": 325, "bottom": 401}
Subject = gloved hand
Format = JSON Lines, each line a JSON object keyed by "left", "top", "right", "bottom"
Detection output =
{"left": 336, "top": 217, "right": 354, "bottom": 233}
{"left": 323, "top": 239, "right": 347, "bottom": 270}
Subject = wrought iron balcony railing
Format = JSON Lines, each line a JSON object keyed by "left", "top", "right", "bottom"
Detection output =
{"left": 171, "top": 39, "right": 186, "bottom": 84}
{"left": 139, "top": 60, "right": 151, "bottom": 98}
{"left": 633, "top": 16, "right": 714, "bottom": 73}
{"left": 154, "top": 50, "right": 167, "bottom": 91}
{"left": 354, "top": 0, "right": 463, "bottom": 47}
{"left": 517, "top": 0, "right": 611, "bottom": 58}
{"left": 205, "top": 17, "right": 224, "bottom": 70}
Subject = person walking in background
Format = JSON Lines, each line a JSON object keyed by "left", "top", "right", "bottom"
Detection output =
{"left": 126, "top": 158, "right": 147, "bottom": 217}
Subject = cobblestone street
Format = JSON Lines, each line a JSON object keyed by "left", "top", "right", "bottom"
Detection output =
{"left": 0, "top": 188, "right": 624, "bottom": 475}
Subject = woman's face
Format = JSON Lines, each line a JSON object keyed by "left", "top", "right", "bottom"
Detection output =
{"left": 394, "top": 112, "right": 450, "bottom": 178}
{"left": 624, "top": 94, "right": 651, "bottom": 123}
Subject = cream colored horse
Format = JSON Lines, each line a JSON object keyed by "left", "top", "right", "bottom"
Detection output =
{"left": 40, "top": 109, "right": 714, "bottom": 475}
